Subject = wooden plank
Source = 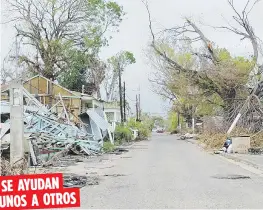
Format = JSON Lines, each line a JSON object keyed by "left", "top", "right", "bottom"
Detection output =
{"left": 59, "top": 93, "right": 70, "bottom": 124}
{"left": 38, "top": 76, "right": 40, "bottom": 94}
{"left": 28, "top": 140, "right": 38, "bottom": 166}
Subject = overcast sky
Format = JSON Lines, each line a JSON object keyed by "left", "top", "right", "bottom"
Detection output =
{"left": 1, "top": 0, "right": 263, "bottom": 117}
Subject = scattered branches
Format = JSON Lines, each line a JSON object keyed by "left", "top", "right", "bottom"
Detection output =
{"left": 217, "top": 0, "right": 262, "bottom": 72}
{"left": 142, "top": 0, "right": 260, "bottom": 126}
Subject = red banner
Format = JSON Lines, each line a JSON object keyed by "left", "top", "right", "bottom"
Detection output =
{"left": 0, "top": 173, "right": 80, "bottom": 209}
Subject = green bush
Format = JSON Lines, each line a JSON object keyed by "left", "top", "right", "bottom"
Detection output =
{"left": 137, "top": 124, "right": 150, "bottom": 140}
{"left": 127, "top": 119, "right": 151, "bottom": 140}
{"left": 114, "top": 125, "right": 133, "bottom": 144}
{"left": 103, "top": 142, "right": 115, "bottom": 153}
{"left": 170, "top": 130, "right": 179, "bottom": 134}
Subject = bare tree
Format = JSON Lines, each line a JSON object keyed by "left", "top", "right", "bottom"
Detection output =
{"left": 215, "top": 0, "right": 262, "bottom": 90}
{"left": 221, "top": 0, "right": 260, "bottom": 65}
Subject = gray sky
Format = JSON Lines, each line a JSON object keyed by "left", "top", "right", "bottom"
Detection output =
{"left": 1, "top": 0, "right": 263, "bottom": 117}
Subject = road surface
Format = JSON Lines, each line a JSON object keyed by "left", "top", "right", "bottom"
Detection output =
{"left": 81, "top": 133, "right": 263, "bottom": 208}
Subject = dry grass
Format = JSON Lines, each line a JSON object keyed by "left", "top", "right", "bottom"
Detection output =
{"left": 198, "top": 128, "right": 263, "bottom": 149}
{"left": 198, "top": 132, "right": 227, "bottom": 149}
{"left": 1, "top": 157, "right": 29, "bottom": 176}
{"left": 250, "top": 133, "right": 263, "bottom": 148}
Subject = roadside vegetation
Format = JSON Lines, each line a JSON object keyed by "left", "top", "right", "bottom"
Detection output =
{"left": 143, "top": 0, "right": 263, "bottom": 149}
{"left": 103, "top": 114, "right": 157, "bottom": 153}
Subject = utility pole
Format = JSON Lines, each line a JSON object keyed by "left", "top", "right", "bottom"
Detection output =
{"left": 177, "top": 112, "right": 180, "bottom": 126}
{"left": 138, "top": 93, "right": 141, "bottom": 121}
{"left": 136, "top": 94, "right": 139, "bottom": 121}
{"left": 178, "top": 112, "right": 182, "bottom": 132}
{"left": 9, "top": 32, "right": 25, "bottom": 166}
{"left": 118, "top": 63, "right": 124, "bottom": 123}
{"left": 138, "top": 85, "right": 141, "bottom": 121}
{"left": 123, "top": 81, "right": 126, "bottom": 122}
{"left": 15, "top": 34, "right": 18, "bottom": 79}
{"left": 10, "top": 80, "right": 25, "bottom": 166}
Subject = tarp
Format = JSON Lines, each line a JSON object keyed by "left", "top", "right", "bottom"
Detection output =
{"left": 86, "top": 109, "right": 109, "bottom": 131}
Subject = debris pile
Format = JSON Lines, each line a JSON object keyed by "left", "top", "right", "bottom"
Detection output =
{"left": 63, "top": 174, "right": 99, "bottom": 188}
{"left": 1, "top": 87, "right": 111, "bottom": 167}
{"left": 180, "top": 133, "right": 197, "bottom": 140}
{"left": 214, "top": 137, "right": 233, "bottom": 154}
{"left": 24, "top": 110, "right": 102, "bottom": 166}
{"left": 248, "top": 147, "right": 263, "bottom": 155}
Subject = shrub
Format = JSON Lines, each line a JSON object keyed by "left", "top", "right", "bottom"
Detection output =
{"left": 137, "top": 124, "right": 150, "bottom": 140}
{"left": 170, "top": 130, "right": 179, "bottom": 134}
{"left": 127, "top": 119, "right": 151, "bottom": 140}
{"left": 114, "top": 125, "right": 133, "bottom": 144}
{"left": 103, "top": 142, "right": 115, "bottom": 153}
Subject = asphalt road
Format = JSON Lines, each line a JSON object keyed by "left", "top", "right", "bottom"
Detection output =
{"left": 81, "top": 133, "right": 263, "bottom": 208}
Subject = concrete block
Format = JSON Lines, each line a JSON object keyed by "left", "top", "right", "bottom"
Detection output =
{"left": 231, "top": 136, "right": 251, "bottom": 154}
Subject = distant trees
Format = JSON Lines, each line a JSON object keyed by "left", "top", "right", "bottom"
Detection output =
{"left": 104, "top": 51, "right": 136, "bottom": 101}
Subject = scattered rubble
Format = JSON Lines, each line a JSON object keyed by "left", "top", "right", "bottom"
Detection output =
{"left": 103, "top": 174, "right": 127, "bottom": 177}
{"left": 0, "top": 157, "right": 28, "bottom": 176}
{"left": 180, "top": 133, "right": 197, "bottom": 140}
{"left": 63, "top": 173, "right": 100, "bottom": 188}
{"left": 214, "top": 137, "right": 233, "bottom": 154}
{"left": 1, "top": 86, "right": 111, "bottom": 168}
{"left": 108, "top": 148, "right": 129, "bottom": 155}
{"left": 248, "top": 148, "right": 263, "bottom": 155}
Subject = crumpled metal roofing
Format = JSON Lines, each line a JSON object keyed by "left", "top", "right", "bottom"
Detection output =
{"left": 0, "top": 87, "right": 112, "bottom": 166}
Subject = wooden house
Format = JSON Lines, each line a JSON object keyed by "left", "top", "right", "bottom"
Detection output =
{"left": 1, "top": 75, "right": 104, "bottom": 123}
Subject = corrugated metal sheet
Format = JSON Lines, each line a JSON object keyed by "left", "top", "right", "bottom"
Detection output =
{"left": 0, "top": 101, "right": 10, "bottom": 114}
{"left": 87, "top": 109, "right": 109, "bottom": 131}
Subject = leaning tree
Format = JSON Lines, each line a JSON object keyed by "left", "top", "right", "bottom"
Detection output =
{"left": 142, "top": 0, "right": 263, "bottom": 130}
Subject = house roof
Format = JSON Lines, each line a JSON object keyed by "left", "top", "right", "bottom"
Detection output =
{"left": 23, "top": 75, "right": 80, "bottom": 97}
{"left": 1, "top": 75, "right": 106, "bottom": 103}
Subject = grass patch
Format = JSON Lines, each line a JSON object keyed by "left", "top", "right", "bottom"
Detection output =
{"left": 103, "top": 142, "right": 116, "bottom": 153}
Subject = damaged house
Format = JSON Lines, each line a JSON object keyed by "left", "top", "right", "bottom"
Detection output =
{"left": 0, "top": 75, "right": 116, "bottom": 165}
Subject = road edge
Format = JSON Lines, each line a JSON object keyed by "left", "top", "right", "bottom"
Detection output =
{"left": 184, "top": 137, "right": 263, "bottom": 177}
{"left": 217, "top": 154, "right": 263, "bottom": 177}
